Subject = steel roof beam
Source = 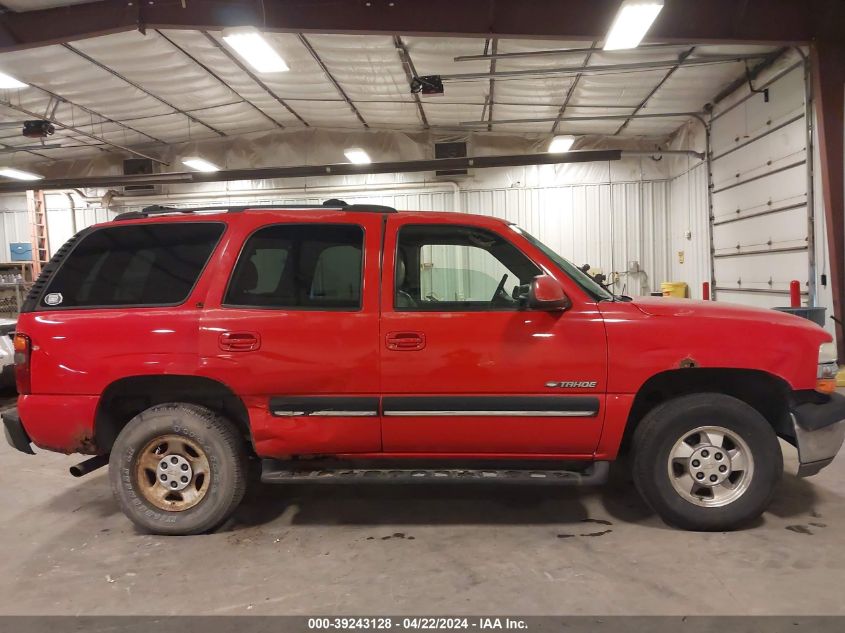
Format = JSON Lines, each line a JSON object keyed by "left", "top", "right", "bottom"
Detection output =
{"left": 23, "top": 81, "right": 168, "bottom": 146}
{"left": 393, "top": 35, "right": 428, "bottom": 129}
{"left": 0, "top": 150, "right": 625, "bottom": 193}
{"left": 613, "top": 47, "right": 695, "bottom": 136}
{"left": 62, "top": 42, "right": 227, "bottom": 137}
{"left": 812, "top": 39, "right": 845, "bottom": 358}
{"left": 456, "top": 43, "right": 687, "bottom": 62}
{"left": 0, "top": 96, "right": 168, "bottom": 164}
{"left": 461, "top": 111, "right": 703, "bottom": 127}
{"left": 485, "top": 38, "right": 498, "bottom": 132}
{"left": 154, "top": 29, "right": 285, "bottom": 130}
{"left": 551, "top": 41, "right": 597, "bottom": 134}
{"left": 298, "top": 34, "right": 368, "bottom": 128}
{"left": 0, "top": 139, "right": 50, "bottom": 160}
{"left": 201, "top": 31, "right": 309, "bottom": 127}
{"left": 0, "top": 0, "right": 835, "bottom": 53}
{"left": 440, "top": 54, "right": 773, "bottom": 82}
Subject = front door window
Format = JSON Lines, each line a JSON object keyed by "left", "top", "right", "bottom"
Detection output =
{"left": 394, "top": 224, "right": 541, "bottom": 311}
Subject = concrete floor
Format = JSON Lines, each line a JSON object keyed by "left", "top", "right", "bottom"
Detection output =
{"left": 0, "top": 399, "right": 843, "bottom": 615}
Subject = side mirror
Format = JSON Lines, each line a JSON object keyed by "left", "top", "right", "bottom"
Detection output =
{"left": 528, "top": 275, "right": 571, "bottom": 311}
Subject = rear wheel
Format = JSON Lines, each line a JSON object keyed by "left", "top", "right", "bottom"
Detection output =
{"left": 632, "top": 393, "right": 782, "bottom": 531}
{"left": 109, "top": 403, "right": 247, "bottom": 535}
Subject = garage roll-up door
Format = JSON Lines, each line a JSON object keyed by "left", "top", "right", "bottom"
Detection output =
{"left": 709, "top": 60, "right": 813, "bottom": 309}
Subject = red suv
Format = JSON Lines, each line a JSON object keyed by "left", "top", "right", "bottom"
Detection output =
{"left": 3, "top": 202, "right": 843, "bottom": 535}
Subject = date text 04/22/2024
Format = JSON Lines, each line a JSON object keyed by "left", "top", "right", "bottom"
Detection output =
{"left": 307, "top": 618, "right": 529, "bottom": 630}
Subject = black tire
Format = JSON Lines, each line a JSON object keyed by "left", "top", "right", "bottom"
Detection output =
{"left": 109, "top": 403, "right": 247, "bottom": 535}
{"left": 632, "top": 393, "right": 782, "bottom": 531}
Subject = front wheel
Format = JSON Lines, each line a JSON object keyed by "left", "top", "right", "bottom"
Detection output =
{"left": 632, "top": 393, "right": 782, "bottom": 531}
{"left": 109, "top": 403, "right": 248, "bottom": 535}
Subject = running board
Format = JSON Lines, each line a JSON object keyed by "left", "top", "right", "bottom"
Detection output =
{"left": 260, "top": 460, "right": 609, "bottom": 486}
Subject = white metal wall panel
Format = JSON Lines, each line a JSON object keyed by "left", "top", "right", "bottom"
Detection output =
{"left": 668, "top": 162, "right": 710, "bottom": 299}
{"left": 461, "top": 181, "right": 671, "bottom": 296}
{"left": 709, "top": 63, "right": 811, "bottom": 308}
{"left": 60, "top": 179, "right": 671, "bottom": 298}
{"left": 0, "top": 194, "right": 31, "bottom": 264}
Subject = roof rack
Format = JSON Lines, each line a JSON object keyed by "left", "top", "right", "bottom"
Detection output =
{"left": 113, "top": 200, "right": 397, "bottom": 221}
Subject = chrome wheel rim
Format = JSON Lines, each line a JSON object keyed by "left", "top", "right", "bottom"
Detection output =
{"left": 668, "top": 426, "right": 754, "bottom": 507}
{"left": 135, "top": 434, "right": 211, "bottom": 512}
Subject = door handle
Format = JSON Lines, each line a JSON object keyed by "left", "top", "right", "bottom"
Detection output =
{"left": 386, "top": 331, "right": 426, "bottom": 351}
{"left": 219, "top": 331, "right": 261, "bottom": 352}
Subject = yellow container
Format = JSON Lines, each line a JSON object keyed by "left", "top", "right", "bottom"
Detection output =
{"left": 661, "top": 281, "right": 688, "bottom": 298}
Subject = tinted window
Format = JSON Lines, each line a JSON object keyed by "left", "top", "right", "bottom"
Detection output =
{"left": 225, "top": 224, "right": 363, "bottom": 309}
{"left": 42, "top": 223, "right": 224, "bottom": 308}
{"left": 395, "top": 225, "right": 540, "bottom": 311}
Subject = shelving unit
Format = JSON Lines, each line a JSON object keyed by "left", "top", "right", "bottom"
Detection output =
{"left": 0, "top": 262, "right": 34, "bottom": 317}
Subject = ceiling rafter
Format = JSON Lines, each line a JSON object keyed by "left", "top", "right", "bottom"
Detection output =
{"left": 154, "top": 29, "right": 285, "bottom": 130}
{"left": 486, "top": 38, "right": 498, "bottom": 132}
{"left": 0, "top": 95, "right": 167, "bottom": 163}
{"left": 0, "top": 138, "right": 51, "bottom": 160}
{"left": 200, "top": 31, "right": 309, "bottom": 127}
{"left": 441, "top": 53, "right": 771, "bottom": 81}
{"left": 61, "top": 42, "right": 228, "bottom": 137}
{"left": 456, "top": 43, "right": 685, "bottom": 62}
{"left": 613, "top": 47, "right": 695, "bottom": 136}
{"left": 0, "top": 0, "right": 830, "bottom": 54}
{"left": 551, "top": 40, "right": 598, "bottom": 134}
{"left": 297, "top": 33, "right": 368, "bottom": 128}
{"left": 24, "top": 80, "right": 168, "bottom": 146}
{"left": 461, "top": 111, "right": 704, "bottom": 127}
{"left": 393, "top": 35, "right": 428, "bottom": 129}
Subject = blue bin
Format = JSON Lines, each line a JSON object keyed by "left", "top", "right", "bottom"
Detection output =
{"left": 9, "top": 242, "right": 32, "bottom": 262}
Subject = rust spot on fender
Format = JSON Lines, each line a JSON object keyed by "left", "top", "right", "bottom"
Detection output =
{"left": 679, "top": 357, "right": 698, "bottom": 369}
{"left": 33, "top": 424, "right": 97, "bottom": 454}
{"left": 76, "top": 432, "right": 98, "bottom": 455}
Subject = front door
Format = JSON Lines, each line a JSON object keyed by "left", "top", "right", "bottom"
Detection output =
{"left": 379, "top": 215, "right": 608, "bottom": 456}
{"left": 199, "top": 212, "right": 383, "bottom": 457}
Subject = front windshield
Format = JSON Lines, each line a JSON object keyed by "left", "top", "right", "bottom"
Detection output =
{"left": 510, "top": 225, "right": 615, "bottom": 302}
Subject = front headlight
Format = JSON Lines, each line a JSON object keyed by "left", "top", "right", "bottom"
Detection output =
{"left": 817, "top": 343, "right": 839, "bottom": 394}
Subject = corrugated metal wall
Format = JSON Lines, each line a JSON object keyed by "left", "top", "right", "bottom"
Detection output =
{"left": 0, "top": 195, "right": 32, "bottom": 265}
{"left": 32, "top": 178, "right": 673, "bottom": 298}
{"left": 7, "top": 174, "right": 674, "bottom": 300}
{"left": 460, "top": 183, "right": 670, "bottom": 296}
{"left": 667, "top": 161, "right": 710, "bottom": 299}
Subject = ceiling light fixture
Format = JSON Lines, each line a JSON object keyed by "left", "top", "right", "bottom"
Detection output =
{"left": 0, "top": 167, "right": 43, "bottom": 181}
{"left": 603, "top": 0, "right": 665, "bottom": 51}
{"left": 221, "top": 30, "right": 289, "bottom": 73}
{"left": 344, "top": 148, "right": 371, "bottom": 164}
{"left": 548, "top": 136, "right": 575, "bottom": 153}
{"left": 0, "top": 71, "right": 27, "bottom": 89}
{"left": 182, "top": 157, "right": 220, "bottom": 172}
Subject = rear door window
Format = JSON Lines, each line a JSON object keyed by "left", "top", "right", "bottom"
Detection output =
{"left": 224, "top": 224, "right": 364, "bottom": 310}
{"left": 41, "top": 223, "right": 224, "bottom": 308}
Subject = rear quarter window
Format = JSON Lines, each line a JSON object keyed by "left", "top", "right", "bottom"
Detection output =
{"left": 40, "top": 222, "right": 224, "bottom": 309}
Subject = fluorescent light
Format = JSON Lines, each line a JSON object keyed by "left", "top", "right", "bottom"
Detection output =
{"left": 0, "top": 167, "right": 42, "bottom": 181}
{"left": 548, "top": 136, "right": 575, "bottom": 153}
{"left": 0, "top": 71, "right": 27, "bottom": 89}
{"left": 603, "top": 0, "right": 664, "bottom": 51}
{"left": 182, "top": 157, "right": 220, "bottom": 172}
{"left": 344, "top": 148, "right": 371, "bottom": 164}
{"left": 221, "top": 30, "right": 289, "bottom": 73}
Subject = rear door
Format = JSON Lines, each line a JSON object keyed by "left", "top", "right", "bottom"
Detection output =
{"left": 199, "top": 211, "right": 383, "bottom": 457}
{"left": 379, "top": 215, "right": 608, "bottom": 456}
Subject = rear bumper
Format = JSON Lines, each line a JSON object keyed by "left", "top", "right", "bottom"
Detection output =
{"left": 790, "top": 392, "right": 845, "bottom": 477}
{"left": 2, "top": 407, "right": 34, "bottom": 455}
